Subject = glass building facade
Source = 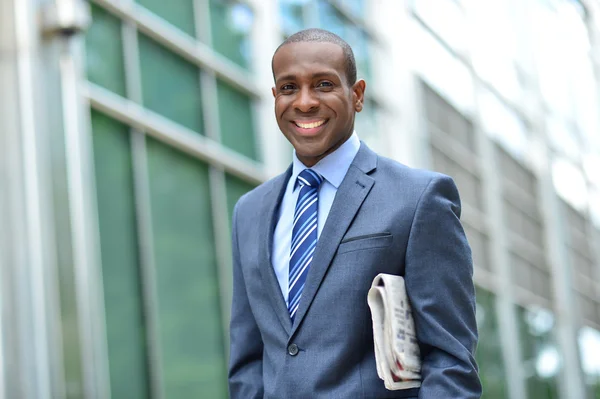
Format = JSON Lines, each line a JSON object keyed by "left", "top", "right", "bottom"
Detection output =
{"left": 1, "top": 0, "right": 599, "bottom": 398}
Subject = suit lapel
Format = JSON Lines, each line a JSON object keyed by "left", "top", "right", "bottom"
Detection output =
{"left": 290, "top": 143, "right": 377, "bottom": 337}
{"left": 258, "top": 166, "right": 293, "bottom": 335}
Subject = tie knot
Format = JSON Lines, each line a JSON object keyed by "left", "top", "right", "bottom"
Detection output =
{"left": 297, "top": 169, "right": 323, "bottom": 188}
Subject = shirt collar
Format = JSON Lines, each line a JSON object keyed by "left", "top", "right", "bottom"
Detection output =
{"left": 291, "top": 132, "right": 361, "bottom": 190}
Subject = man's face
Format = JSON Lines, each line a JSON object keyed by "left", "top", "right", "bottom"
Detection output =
{"left": 272, "top": 41, "right": 366, "bottom": 167}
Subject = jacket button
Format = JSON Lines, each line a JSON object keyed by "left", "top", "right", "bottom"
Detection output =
{"left": 287, "top": 343, "right": 299, "bottom": 356}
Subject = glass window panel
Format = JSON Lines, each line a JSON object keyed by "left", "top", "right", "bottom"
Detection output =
{"left": 589, "top": 188, "right": 600, "bottom": 228}
{"left": 217, "top": 80, "right": 258, "bottom": 161}
{"left": 280, "top": 0, "right": 307, "bottom": 36}
{"left": 85, "top": 4, "right": 126, "bottom": 97}
{"left": 583, "top": 154, "right": 600, "bottom": 188}
{"left": 344, "top": 0, "right": 366, "bottom": 18}
{"left": 475, "top": 287, "right": 508, "bottom": 399}
{"left": 345, "top": 26, "right": 371, "bottom": 82}
{"left": 210, "top": 0, "right": 253, "bottom": 69}
{"left": 225, "top": 173, "right": 256, "bottom": 228}
{"left": 318, "top": 0, "right": 346, "bottom": 37}
{"left": 547, "top": 115, "right": 581, "bottom": 161}
{"left": 355, "top": 100, "right": 381, "bottom": 152}
{"left": 465, "top": 0, "right": 522, "bottom": 102}
{"left": 221, "top": 173, "right": 256, "bottom": 326}
{"left": 479, "top": 89, "right": 528, "bottom": 159}
{"left": 529, "top": 0, "right": 578, "bottom": 119}
{"left": 91, "top": 111, "right": 150, "bottom": 398}
{"left": 413, "top": 0, "right": 467, "bottom": 53}
{"left": 552, "top": 157, "right": 588, "bottom": 212}
{"left": 138, "top": 33, "right": 204, "bottom": 134}
{"left": 579, "top": 327, "right": 600, "bottom": 397}
{"left": 565, "top": 8, "right": 600, "bottom": 147}
{"left": 517, "top": 306, "right": 561, "bottom": 399}
{"left": 136, "top": 0, "right": 196, "bottom": 37}
{"left": 412, "top": 25, "right": 474, "bottom": 114}
{"left": 316, "top": 1, "right": 373, "bottom": 82}
{"left": 146, "top": 138, "right": 226, "bottom": 398}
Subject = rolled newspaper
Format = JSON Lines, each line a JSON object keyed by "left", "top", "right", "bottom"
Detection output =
{"left": 367, "top": 273, "right": 421, "bottom": 390}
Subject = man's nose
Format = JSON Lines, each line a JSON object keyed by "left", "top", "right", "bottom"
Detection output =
{"left": 293, "top": 87, "right": 319, "bottom": 112}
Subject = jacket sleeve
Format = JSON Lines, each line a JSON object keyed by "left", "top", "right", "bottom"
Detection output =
{"left": 228, "top": 200, "right": 264, "bottom": 399}
{"left": 404, "top": 175, "right": 482, "bottom": 398}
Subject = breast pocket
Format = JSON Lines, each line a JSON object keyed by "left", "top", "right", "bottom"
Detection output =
{"left": 337, "top": 233, "right": 393, "bottom": 255}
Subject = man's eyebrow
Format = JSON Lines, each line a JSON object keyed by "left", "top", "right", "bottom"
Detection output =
{"left": 311, "top": 71, "right": 339, "bottom": 80}
{"left": 275, "top": 71, "right": 340, "bottom": 84}
{"left": 275, "top": 73, "right": 297, "bottom": 83}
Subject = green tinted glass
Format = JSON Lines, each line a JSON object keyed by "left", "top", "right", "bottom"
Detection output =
{"left": 217, "top": 80, "right": 258, "bottom": 160}
{"left": 136, "top": 0, "right": 196, "bottom": 37}
{"left": 517, "top": 306, "right": 560, "bottom": 398}
{"left": 345, "top": 0, "right": 366, "bottom": 18}
{"left": 91, "top": 111, "right": 150, "bottom": 398}
{"left": 221, "top": 173, "right": 256, "bottom": 331}
{"left": 475, "top": 288, "right": 508, "bottom": 399}
{"left": 138, "top": 33, "right": 204, "bottom": 135}
{"left": 318, "top": 0, "right": 346, "bottom": 38}
{"left": 280, "top": 0, "right": 305, "bottom": 36}
{"left": 225, "top": 173, "right": 256, "bottom": 230}
{"left": 351, "top": 29, "right": 372, "bottom": 81}
{"left": 210, "top": 0, "right": 253, "bottom": 68}
{"left": 85, "top": 4, "right": 126, "bottom": 96}
{"left": 146, "top": 138, "right": 227, "bottom": 398}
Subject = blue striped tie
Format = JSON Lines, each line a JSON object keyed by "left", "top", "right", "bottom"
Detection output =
{"left": 288, "top": 169, "right": 323, "bottom": 322}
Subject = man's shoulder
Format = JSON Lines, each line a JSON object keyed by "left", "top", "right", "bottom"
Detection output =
{"left": 374, "top": 153, "right": 449, "bottom": 187}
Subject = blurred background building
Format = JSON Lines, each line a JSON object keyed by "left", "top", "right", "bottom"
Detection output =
{"left": 1, "top": 0, "right": 600, "bottom": 398}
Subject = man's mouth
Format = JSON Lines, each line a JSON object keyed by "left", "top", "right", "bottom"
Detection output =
{"left": 294, "top": 119, "right": 327, "bottom": 129}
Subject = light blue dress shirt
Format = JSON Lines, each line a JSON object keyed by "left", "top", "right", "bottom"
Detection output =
{"left": 272, "top": 133, "right": 361, "bottom": 305}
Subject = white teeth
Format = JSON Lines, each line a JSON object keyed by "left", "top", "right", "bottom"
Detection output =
{"left": 296, "top": 120, "right": 325, "bottom": 129}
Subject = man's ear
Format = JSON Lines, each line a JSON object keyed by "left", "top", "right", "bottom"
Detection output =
{"left": 352, "top": 79, "right": 366, "bottom": 112}
{"left": 272, "top": 87, "right": 277, "bottom": 98}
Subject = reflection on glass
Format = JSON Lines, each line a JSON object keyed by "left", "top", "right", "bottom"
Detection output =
{"left": 355, "top": 99, "right": 380, "bottom": 153}
{"left": 85, "top": 4, "right": 127, "bottom": 97}
{"left": 138, "top": 33, "right": 204, "bottom": 134}
{"left": 413, "top": 0, "right": 467, "bottom": 53}
{"left": 210, "top": 0, "right": 254, "bottom": 69}
{"left": 517, "top": 306, "right": 561, "bottom": 399}
{"left": 579, "top": 327, "right": 600, "bottom": 397}
{"left": 318, "top": 0, "right": 345, "bottom": 37}
{"left": 589, "top": 188, "right": 600, "bottom": 228}
{"left": 475, "top": 287, "right": 508, "bottom": 398}
{"left": 464, "top": 0, "right": 521, "bottom": 103}
{"left": 478, "top": 89, "right": 527, "bottom": 159}
{"left": 583, "top": 155, "right": 600, "bottom": 187}
{"left": 92, "top": 111, "right": 150, "bottom": 399}
{"left": 552, "top": 157, "right": 588, "bottom": 211}
{"left": 136, "top": 0, "right": 196, "bottom": 37}
{"left": 564, "top": 8, "right": 600, "bottom": 150}
{"left": 412, "top": 24, "right": 474, "bottom": 114}
{"left": 345, "top": 25, "right": 371, "bottom": 81}
{"left": 547, "top": 115, "right": 581, "bottom": 161}
{"left": 529, "top": 0, "right": 594, "bottom": 123}
{"left": 344, "top": 0, "right": 366, "bottom": 18}
{"left": 146, "top": 138, "right": 227, "bottom": 398}
{"left": 280, "top": 0, "right": 308, "bottom": 36}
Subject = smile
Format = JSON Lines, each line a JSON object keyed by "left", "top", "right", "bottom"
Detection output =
{"left": 293, "top": 119, "right": 328, "bottom": 136}
{"left": 294, "top": 120, "right": 327, "bottom": 129}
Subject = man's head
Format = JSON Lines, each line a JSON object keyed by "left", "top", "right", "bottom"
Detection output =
{"left": 272, "top": 29, "right": 366, "bottom": 167}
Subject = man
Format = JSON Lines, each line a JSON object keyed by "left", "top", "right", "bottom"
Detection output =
{"left": 228, "top": 28, "right": 481, "bottom": 398}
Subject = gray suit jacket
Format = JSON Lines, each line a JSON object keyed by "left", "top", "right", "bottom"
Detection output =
{"left": 228, "top": 143, "right": 481, "bottom": 398}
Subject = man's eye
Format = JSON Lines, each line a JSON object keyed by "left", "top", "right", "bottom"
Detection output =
{"left": 317, "top": 81, "right": 334, "bottom": 88}
{"left": 281, "top": 84, "right": 295, "bottom": 91}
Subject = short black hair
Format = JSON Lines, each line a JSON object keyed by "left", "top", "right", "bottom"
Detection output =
{"left": 272, "top": 28, "right": 357, "bottom": 86}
